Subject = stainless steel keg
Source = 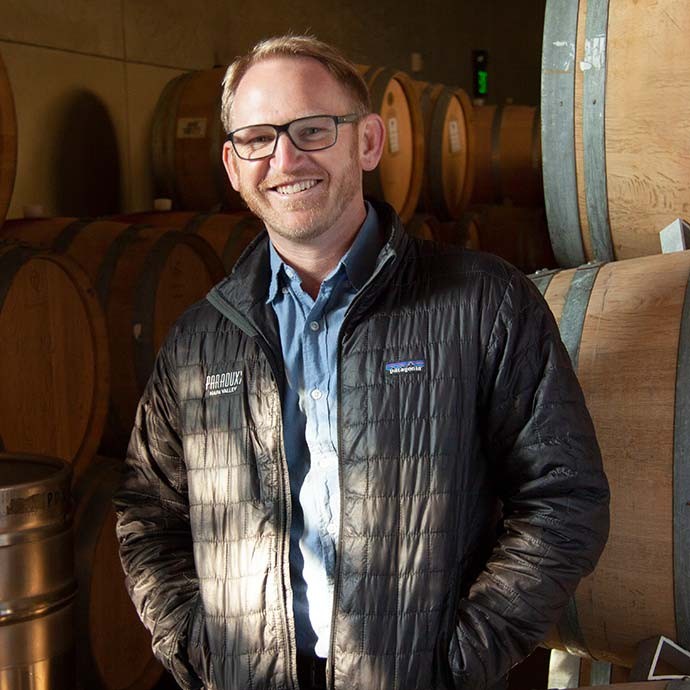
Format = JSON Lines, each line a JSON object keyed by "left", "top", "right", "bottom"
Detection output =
{"left": 0, "top": 453, "right": 76, "bottom": 689}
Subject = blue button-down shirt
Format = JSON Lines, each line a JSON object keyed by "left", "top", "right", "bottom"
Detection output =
{"left": 267, "top": 204, "right": 382, "bottom": 658}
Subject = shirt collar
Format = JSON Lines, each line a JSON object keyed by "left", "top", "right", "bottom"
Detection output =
{"left": 340, "top": 201, "right": 381, "bottom": 291}
{"left": 266, "top": 201, "right": 381, "bottom": 303}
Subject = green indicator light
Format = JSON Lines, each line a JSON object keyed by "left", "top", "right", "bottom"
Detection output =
{"left": 478, "top": 70, "right": 488, "bottom": 95}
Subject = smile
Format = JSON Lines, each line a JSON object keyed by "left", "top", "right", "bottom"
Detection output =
{"left": 272, "top": 179, "right": 320, "bottom": 195}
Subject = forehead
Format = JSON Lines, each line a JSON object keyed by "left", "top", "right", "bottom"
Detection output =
{"left": 231, "top": 56, "right": 354, "bottom": 128}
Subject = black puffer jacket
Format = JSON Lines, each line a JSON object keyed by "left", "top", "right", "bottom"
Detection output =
{"left": 114, "top": 201, "right": 609, "bottom": 690}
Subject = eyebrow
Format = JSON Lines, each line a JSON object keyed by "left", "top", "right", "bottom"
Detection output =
{"left": 230, "top": 113, "right": 334, "bottom": 130}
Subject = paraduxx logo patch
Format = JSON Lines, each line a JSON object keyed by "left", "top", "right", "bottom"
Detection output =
{"left": 205, "top": 369, "right": 243, "bottom": 396}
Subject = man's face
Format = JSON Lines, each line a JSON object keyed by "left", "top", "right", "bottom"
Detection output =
{"left": 223, "top": 57, "right": 378, "bottom": 245}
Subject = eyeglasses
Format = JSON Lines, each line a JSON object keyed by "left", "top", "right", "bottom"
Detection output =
{"left": 225, "top": 113, "right": 360, "bottom": 161}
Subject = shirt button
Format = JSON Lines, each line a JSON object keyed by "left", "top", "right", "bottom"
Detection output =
{"left": 327, "top": 523, "right": 337, "bottom": 537}
{"left": 310, "top": 388, "right": 322, "bottom": 400}
{"left": 309, "top": 320, "right": 320, "bottom": 332}
{"left": 281, "top": 286, "right": 289, "bottom": 294}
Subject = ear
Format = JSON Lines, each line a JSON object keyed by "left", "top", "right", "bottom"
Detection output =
{"left": 358, "top": 113, "right": 385, "bottom": 171}
{"left": 222, "top": 141, "right": 240, "bottom": 191}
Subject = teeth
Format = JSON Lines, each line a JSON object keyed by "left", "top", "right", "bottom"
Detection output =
{"left": 274, "top": 180, "right": 318, "bottom": 195}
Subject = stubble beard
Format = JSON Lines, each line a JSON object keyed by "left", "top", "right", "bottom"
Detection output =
{"left": 236, "top": 143, "right": 362, "bottom": 244}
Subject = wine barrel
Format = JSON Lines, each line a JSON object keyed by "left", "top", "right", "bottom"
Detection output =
{"left": 405, "top": 213, "right": 440, "bottom": 241}
{"left": 0, "top": 246, "right": 109, "bottom": 476}
{"left": 436, "top": 213, "right": 481, "bottom": 250}
{"left": 1, "top": 219, "right": 225, "bottom": 454}
{"left": 0, "top": 454, "right": 76, "bottom": 689}
{"left": 73, "top": 457, "right": 163, "bottom": 690}
{"left": 110, "top": 211, "right": 264, "bottom": 272}
{"left": 474, "top": 204, "right": 555, "bottom": 273}
{"left": 406, "top": 213, "right": 481, "bottom": 250}
{"left": 529, "top": 249, "right": 690, "bottom": 666}
{"left": 0, "top": 49, "right": 17, "bottom": 227}
{"left": 470, "top": 105, "right": 542, "bottom": 207}
{"left": 152, "top": 68, "right": 244, "bottom": 212}
{"left": 413, "top": 81, "right": 475, "bottom": 220}
{"left": 358, "top": 65, "right": 425, "bottom": 222}
{"left": 542, "top": 0, "right": 690, "bottom": 266}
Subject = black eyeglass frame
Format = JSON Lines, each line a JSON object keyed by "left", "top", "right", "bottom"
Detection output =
{"left": 225, "top": 113, "right": 361, "bottom": 160}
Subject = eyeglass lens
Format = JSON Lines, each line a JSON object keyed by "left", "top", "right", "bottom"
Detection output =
{"left": 232, "top": 116, "right": 338, "bottom": 159}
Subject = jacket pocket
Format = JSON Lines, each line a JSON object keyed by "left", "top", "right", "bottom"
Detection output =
{"left": 187, "top": 596, "right": 215, "bottom": 689}
{"left": 432, "top": 561, "right": 463, "bottom": 689}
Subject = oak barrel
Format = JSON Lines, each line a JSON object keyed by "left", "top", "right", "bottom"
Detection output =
{"left": 73, "top": 457, "right": 163, "bottom": 690}
{"left": 152, "top": 68, "right": 244, "bottom": 212}
{"left": 406, "top": 213, "right": 481, "bottom": 251}
{"left": 0, "top": 49, "right": 17, "bottom": 228}
{"left": 0, "top": 246, "right": 109, "bottom": 476}
{"left": 474, "top": 204, "right": 555, "bottom": 273}
{"left": 542, "top": 0, "right": 690, "bottom": 266}
{"left": 0, "top": 454, "right": 76, "bottom": 689}
{"left": 413, "top": 81, "right": 475, "bottom": 220}
{"left": 358, "top": 65, "right": 425, "bottom": 222}
{"left": 530, "top": 249, "right": 690, "bottom": 666}
{"left": 1, "top": 219, "right": 225, "bottom": 454}
{"left": 470, "top": 104, "right": 542, "bottom": 206}
{"left": 405, "top": 213, "right": 440, "bottom": 241}
{"left": 111, "top": 211, "right": 263, "bottom": 272}
{"left": 436, "top": 213, "right": 482, "bottom": 250}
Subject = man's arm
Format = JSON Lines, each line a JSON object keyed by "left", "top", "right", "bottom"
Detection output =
{"left": 113, "top": 338, "right": 208, "bottom": 690}
{"left": 451, "top": 270, "right": 610, "bottom": 687}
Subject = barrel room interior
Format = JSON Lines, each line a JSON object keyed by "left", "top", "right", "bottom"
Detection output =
{"left": 2, "top": 1, "right": 690, "bottom": 689}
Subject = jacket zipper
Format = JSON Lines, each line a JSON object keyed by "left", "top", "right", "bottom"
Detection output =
{"left": 205, "top": 291, "right": 298, "bottom": 690}
{"left": 326, "top": 247, "right": 396, "bottom": 689}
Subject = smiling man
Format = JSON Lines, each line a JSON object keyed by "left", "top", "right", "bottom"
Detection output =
{"left": 115, "top": 35, "right": 609, "bottom": 690}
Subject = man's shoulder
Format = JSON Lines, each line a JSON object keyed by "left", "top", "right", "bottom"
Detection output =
{"left": 164, "top": 292, "right": 239, "bottom": 343}
{"left": 408, "top": 238, "right": 518, "bottom": 291}
{"left": 397, "top": 238, "right": 549, "bottom": 327}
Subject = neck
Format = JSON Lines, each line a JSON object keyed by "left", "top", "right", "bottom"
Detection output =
{"left": 268, "top": 203, "right": 367, "bottom": 300}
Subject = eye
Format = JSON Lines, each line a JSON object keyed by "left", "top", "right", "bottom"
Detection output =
{"left": 233, "top": 128, "right": 275, "bottom": 150}
{"left": 247, "top": 134, "right": 274, "bottom": 146}
{"left": 298, "top": 125, "right": 327, "bottom": 140}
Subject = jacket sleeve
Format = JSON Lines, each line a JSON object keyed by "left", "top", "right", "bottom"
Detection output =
{"left": 450, "top": 269, "right": 610, "bottom": 687}
{"left": 113, "top": 334, "right": 206, "bottom": 690}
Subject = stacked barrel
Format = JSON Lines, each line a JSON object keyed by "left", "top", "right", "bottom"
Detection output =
{"left": 0, "top": 217, "right": 232, "bottom": 689}
{"left": 0, "top": 52, "right": 260, "bottom": 684}
{"left": 528, "top": 1, "right": 690, "bottom": 685}
{"left": 0, "top": 45, "right": 271, "bottom": 688}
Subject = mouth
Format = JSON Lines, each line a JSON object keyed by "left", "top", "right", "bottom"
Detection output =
{"left": 269, "top": 179, "right": 321, "bottom": 196}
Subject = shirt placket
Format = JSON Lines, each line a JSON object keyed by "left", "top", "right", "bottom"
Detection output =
{"left": 301, "top": 280, "right": 340, "bottom": 574}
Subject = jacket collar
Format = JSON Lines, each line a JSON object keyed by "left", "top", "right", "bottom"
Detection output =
{"left": 206, "top": 199, "right": 410, "bottom": 332}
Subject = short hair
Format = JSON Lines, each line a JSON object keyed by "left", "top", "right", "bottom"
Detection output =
{"left": 220, "top": 34, "right": 371, "bottom": 132}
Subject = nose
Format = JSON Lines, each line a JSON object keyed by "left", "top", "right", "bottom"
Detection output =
{"left": 270, "top": 130, "right": 304, "bottom": 171}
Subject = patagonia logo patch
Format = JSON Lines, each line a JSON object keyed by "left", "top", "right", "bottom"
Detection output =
{"left": 385, "top": 359, "right": 425, "bottom": 375}
{"left": 205, "top": 369, "right": 243, "bottom": 396}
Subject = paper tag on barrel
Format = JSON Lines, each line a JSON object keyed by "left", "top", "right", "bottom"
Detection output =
{"left": 448, "top": 120, "right": 461, "bottom": 154}
{"left": 387, "top": 117, "right": 399, "bottom": 154}
{"left": 176, "top": 118, "right": 207, "bottom": 139}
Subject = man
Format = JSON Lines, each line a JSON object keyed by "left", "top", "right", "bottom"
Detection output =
{"left": 115, "top": 35, "right": 609, "bottom": 690}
